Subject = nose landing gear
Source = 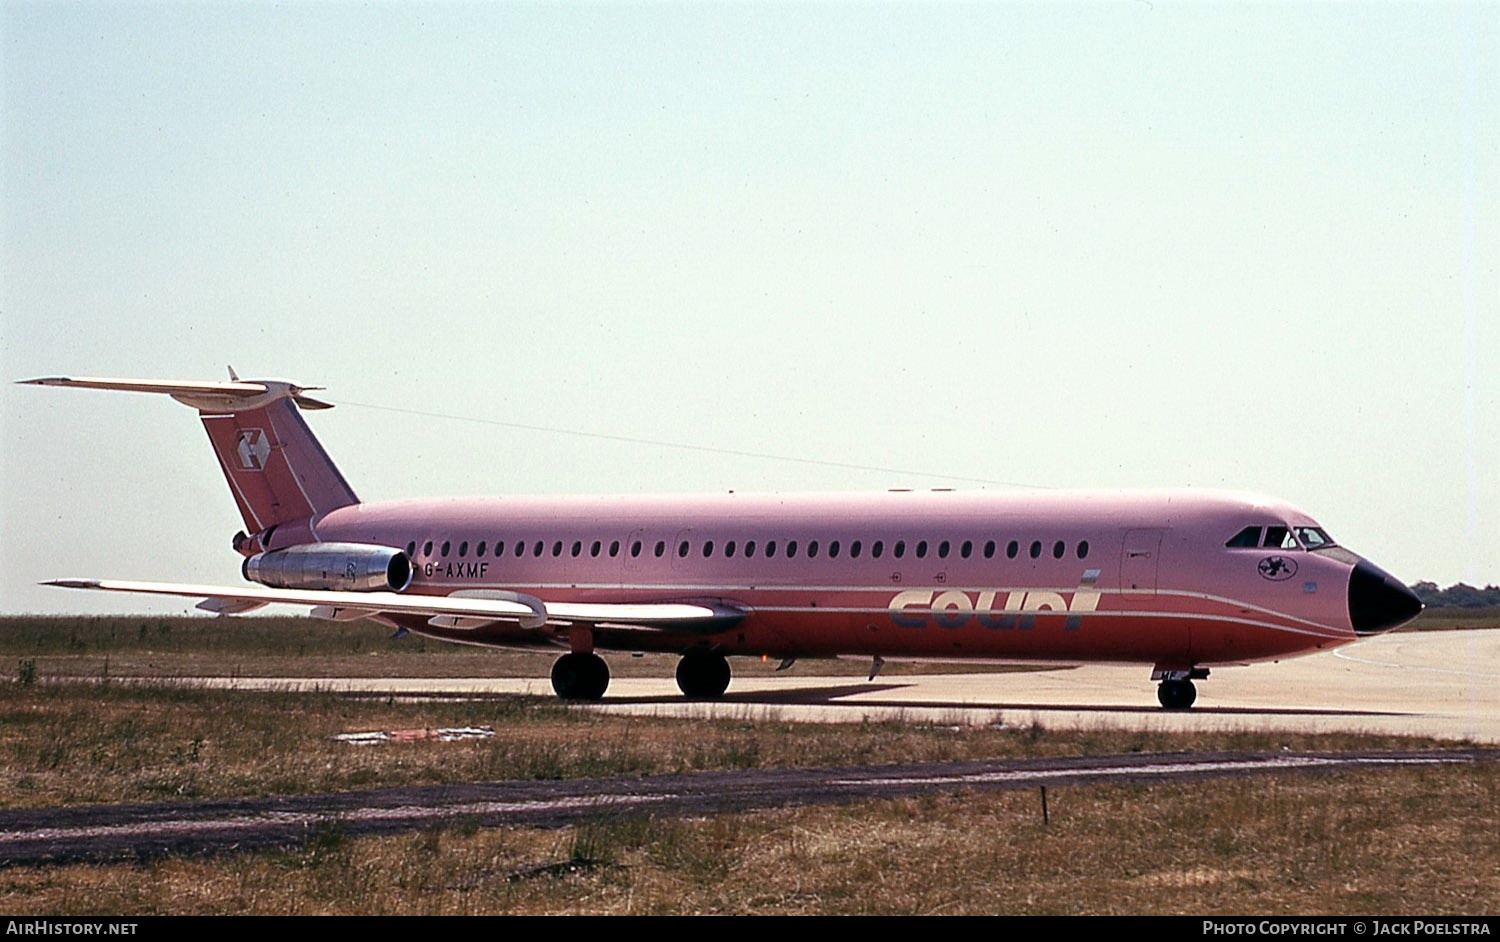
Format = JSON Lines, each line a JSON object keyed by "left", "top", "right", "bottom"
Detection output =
{"left": 1152, "top": 666, "right": 1209, "bottom": 710}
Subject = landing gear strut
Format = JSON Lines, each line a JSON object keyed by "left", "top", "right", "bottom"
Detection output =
{"left": 676, "top": 649, "right": 731, "bottom": 699}
{"left": 551, "top": 652, "right": 610, "bottom": 700}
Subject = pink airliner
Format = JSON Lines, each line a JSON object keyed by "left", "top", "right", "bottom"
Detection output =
{"left": 22, "top": 374, "right": 1423, "bottom": 709}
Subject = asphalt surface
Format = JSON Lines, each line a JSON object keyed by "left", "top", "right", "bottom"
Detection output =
{"left": 205, "top": 628, "right": 1500, "bottom": 743}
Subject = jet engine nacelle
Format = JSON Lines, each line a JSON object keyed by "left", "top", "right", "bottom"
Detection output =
{"left": 243, "top": 542, "right": 413, "bottom": 593}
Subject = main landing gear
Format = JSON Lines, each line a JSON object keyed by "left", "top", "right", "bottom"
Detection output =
{"left": 548, "top": 649, "right": 734, "bottom": 701}
{"left": 551, "top": 651, "right": 610, "bottom": 701}
{"left": 1153, "top": 667, "right": 1210, "bottom": 710}
{"left": 676, "top": 649, "right": 731, "bottom": 699}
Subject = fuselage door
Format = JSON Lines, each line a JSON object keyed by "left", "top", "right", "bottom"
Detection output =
{"left": 1120, "top": 528, "right": 1163, "bottom": 592}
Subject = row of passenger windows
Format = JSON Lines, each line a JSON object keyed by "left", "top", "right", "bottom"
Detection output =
{"left": 405, "top": 536, "right": 1092, "bottom": 563}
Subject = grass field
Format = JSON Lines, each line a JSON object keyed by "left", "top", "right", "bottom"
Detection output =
{"left": 0, "top": 613, "right": 1493, "bottom": 914}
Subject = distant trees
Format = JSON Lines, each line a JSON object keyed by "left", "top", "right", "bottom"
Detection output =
{"left": 1410, "top": 581, "right": 1500, "bottom": 608}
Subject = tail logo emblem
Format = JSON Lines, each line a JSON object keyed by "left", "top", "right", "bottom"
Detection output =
{"left": 234, "top": 429, "right": 270, "bottom": 471}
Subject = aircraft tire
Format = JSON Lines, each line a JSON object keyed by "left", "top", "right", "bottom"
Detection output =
{"left": 552, "top": 652, "right": 610, "bottom": 701}
{"left": 676, "top": 650, "right": 731, "bottom": 699}
{"left": 1157, "top": 679, "right": 1197, "bottom": 711}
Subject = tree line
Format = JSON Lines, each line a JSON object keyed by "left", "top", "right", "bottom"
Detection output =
{"left": 1409, "top": 582, "right": 1500, "bottom": 608}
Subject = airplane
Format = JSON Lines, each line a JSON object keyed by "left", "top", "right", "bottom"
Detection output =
{"left": 20, "top": 373, "right": 1425, "bottom": 710}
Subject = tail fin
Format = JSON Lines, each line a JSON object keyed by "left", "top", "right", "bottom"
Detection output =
{"left": 18, "top": 374, "right": 358, "bottom": 535}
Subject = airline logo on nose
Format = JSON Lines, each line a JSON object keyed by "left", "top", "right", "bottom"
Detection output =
{"left": 889, "top": 570, "right": 1102, "bottom": 631}
{"left": 234, "top": 429, "right": 270, "bottom": 471}
{"left": 1258, "top": 556, "right": 1297, "bottom": 581}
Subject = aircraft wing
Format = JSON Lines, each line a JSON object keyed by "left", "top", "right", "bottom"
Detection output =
{"left": 44, "top": 579, "right": 745, "bottom": 633}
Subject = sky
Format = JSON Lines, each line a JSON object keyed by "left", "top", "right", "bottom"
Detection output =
{"left": 1, "top": 1, "right": 1496, "bottom": 615}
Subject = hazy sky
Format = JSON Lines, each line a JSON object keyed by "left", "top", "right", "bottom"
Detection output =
{"left": 2, "top": 1, "right": 1495, "bottom": 615}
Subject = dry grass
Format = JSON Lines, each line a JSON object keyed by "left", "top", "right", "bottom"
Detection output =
{"left": 1, "top": 614, "right": 1035, "bottom": 679}
{"left": 1405, "top": 607, "right": 1500, "bottom": 632}
{"left": 0, "top": 680, "right": 1447, "bottom": 809}
{"left": 0, "top": 614, "right": 1493, "bottom": 914}
{"left": 0, "top": 765, "right": 1494, "bottom": 914}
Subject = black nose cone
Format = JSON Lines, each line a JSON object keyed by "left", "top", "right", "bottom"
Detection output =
{"left": 1348, "top": 559, "right": 1424, "bottom": 635}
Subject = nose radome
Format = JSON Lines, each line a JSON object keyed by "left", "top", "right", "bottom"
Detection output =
{"left": 1348, "top": 559, "right": 1424, "bottom": 635}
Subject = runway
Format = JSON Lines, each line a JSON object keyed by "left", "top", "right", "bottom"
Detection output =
{"left": 203, "top": 628, "right": 1500, "bottom": 743}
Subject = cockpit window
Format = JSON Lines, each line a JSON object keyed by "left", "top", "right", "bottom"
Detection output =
{"left": 1229, "top": 524, "right": 1321, "bottom": 550}
{"left": 1294, "top": 526, "right": 1334, "bottom": 549}
{"left": 1263, "top": 525, "right": 1297, "bottom": 549}
{"left": 1226, "top": 526, "right": 1262, "bottom": 548}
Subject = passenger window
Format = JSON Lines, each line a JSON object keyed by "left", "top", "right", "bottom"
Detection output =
{"left": 678, "top": 541, "right": 689, "bottom": 558}
{"left": 654, "top": 541, "right": 665, "bottom": 557}
{"left": 1052, "top": 540, "right": 1064, "bottom": 559}
{"left": 894, "top": 540, "right": 906, "bottom": 559}
{"left": 725, "top": 540, "right": 736, "bottom": 558}
{"left": 850, "top": 540, "right": 862, "bottom": 559}
{"left": 1077, "top": 541, "right": 1089, "bottom": 559}
{"left": 590, "top": 540, "right": 601, "bottom": 557}
{"left": 916, "top": 540, "right": 928, "bottom": 559}
{"left": 631, "top": 541, "right": 642, "bottom": 558}
{"left": 983, "top": 540, "right": 995, "bottom": 559}
{"left": 766, "top": 541, "right": 777, "bottom": 558}
{"left": 960, "top": 540, "right": 972, "bottom": 559}
{"left": 938, "top": 540, "right": 950, "bottom": 559}
{"left": 610, "top": 540, "right": 620, "bottom": 557}
{"left": 745, "top": 540, "right": 756, "bottom": 557}
{"left": 1006, "top": 541, "right": 1018, "bottom": 559}
{"left": 828, "top": 540, "right": 839, "bottom": 559}
{"left": 872, "top": 540, "right": 884, "bottom": 559}
{"left": 787, "top": 540, "right": 798, "bottom": 558}
{"left": 703, "top": 541, "right": 714, "bottom": 557}
{"left": 807, "top": 540, "right": 818, "bottom": 558}
{"left": 553, "top": 541, "right": 564, "bottom": 557}
{"left": 477, "top": 541, "right": 487, "bottom": 557}
{"left": 570, "top": 541, "right": 581, "bottom": 557}
{"left": 406, "top": 541, "right": 417, "bottom": 556}
{"left": 458, "top": 541, "right": 468, "bottom": 558}
{"left": 1029, "top": 541, "right": 1041, "bottom": 559}
{"left": 441, "top": 541, "right": 451, "bottom": 557}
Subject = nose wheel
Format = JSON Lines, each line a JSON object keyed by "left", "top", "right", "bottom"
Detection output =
{"left": 1156, "top": 679, "right": 1197, "bottom": 710}
{"left": 1153, "top": 666, "right": 1208, "bottom": 710}
{"left": 551, "top": 652, "right": 610, "bottom": 700}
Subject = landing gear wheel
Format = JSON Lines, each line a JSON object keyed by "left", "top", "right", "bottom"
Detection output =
{"left": 1157, "top": 679, "right": 1197, "bottom": 711}
{"left": 675, "top": 650, "right": 731, "bottom": 699}
{"left": 551, "top": 652, "right": 610, "bottom": 701}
